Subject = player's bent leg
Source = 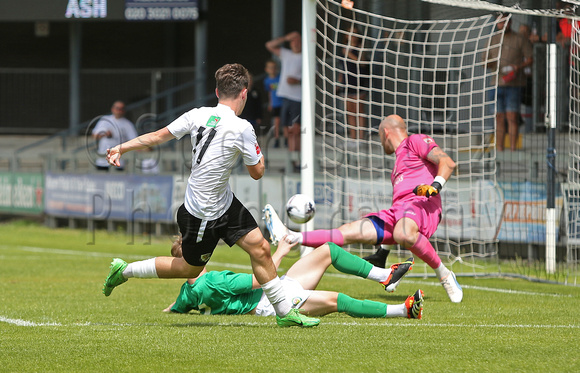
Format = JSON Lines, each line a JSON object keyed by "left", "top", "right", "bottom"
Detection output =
{"left": 392, "top": 217, "right": 420, "bottom": 248}
{"left": 237, "top": 228, "right": 277, "bottom": 284}
{"left": 238, "top": 228, "right": 304, "bottom": 321}
{"left": 285, "top": 243, "right": 332, "bottom": 290}
{"left": 393, "top": 218, "right": 442, "bottom": 269}
{"left": 338, "top": 218, "right": 379, "bottom": 245}
{"left": 299, "top": 291, "right": 339, "bottom": 317}
{"left": 154, "top": 256, "right": 205, "bottom": 278}
{"left": 336, "top": 293, "right": 389, "bottom": 318}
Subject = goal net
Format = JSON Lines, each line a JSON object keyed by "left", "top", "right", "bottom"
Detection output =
{"left": 313, "top": 0, "right": 506, "bottom": 276}
{"left": 565, "top": 20, "right": 580, "bottom": 284}
{"left": 310, "top": 0, "right": 580, "bottom": 283}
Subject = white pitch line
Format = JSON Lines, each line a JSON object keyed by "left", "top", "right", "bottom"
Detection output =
{"left": 0, "top": 316, "right": 61, "bottom": 327}
{"left": 7, "top": 246, "right": 575, "bottom": 298}
{"left": 2, "top": 316, "right": 577, "bottom": 330}
{"left": 400, "top": 279, "right": 573, "bottom": 297}
{"left": 322, "top": 321, "right": 580, "bottom": 329}
{"left": 18, "top": 246, "right": 153, "bottom": 260}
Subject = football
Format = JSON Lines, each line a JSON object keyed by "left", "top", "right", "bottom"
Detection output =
{"left": 286, "top": 194, "right": 316, "bottom": 224}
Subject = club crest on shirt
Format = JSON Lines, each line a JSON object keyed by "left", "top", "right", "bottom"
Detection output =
{"left": 255, "top": 143, "right": 261, "bottom": 155}
{"left": 200, "top": 253, "right": 212, "bottom": 263}
{"left": 206, "top": 115, "right": 221, "bottom": 128}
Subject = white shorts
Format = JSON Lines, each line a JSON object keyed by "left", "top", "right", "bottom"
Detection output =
{"left": 254, "top": 275, "right": 312, "bottom": 317}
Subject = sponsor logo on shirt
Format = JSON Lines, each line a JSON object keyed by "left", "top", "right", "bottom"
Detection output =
{"left": 206, "top": 115, "right": 221, "bottom": 128}
{"left": 423, "top": 137, "right": 434, "bottom": 144}
{"left": 394, "top": 174, "right": 404, "bottom": 185}
{"left": 255, "top": 143, "right": 261, "bottom": 155}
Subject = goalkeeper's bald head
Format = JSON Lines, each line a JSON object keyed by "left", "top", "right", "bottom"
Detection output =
{"left": 381, "top": 114, "right": 406, "bottom": 132}
{"left": 379, "top": 115, "right": 408, "bottom": 155}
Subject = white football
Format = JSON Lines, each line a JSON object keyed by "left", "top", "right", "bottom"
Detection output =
{"left": 286, "top": 194, "right": 316, "bottom": 224}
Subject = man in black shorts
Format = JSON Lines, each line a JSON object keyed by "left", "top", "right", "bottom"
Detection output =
{"left": 101, "top": 63, "right": 319, "bottom": 327}
{"left": 266, "top": 31, "right": 302, "bottom": 172}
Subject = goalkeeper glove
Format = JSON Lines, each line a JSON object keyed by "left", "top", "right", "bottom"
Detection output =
{"left": 413, "top": 176, "right": 445, "bottom": 198}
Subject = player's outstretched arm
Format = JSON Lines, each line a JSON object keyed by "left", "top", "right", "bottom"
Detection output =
{"left": 413, "top": 146, "right": 456, "bottom": 198}
{"left": 427, "top": 146, "right": 456, "bottom": 181}
{"left": 107, "top": 127, "right": 175, "bottom": 167}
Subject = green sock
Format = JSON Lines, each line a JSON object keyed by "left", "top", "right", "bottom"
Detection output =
{"left": 336, "top": 293, "right": 387, "bottom": 318}
{"left": 328, "top": 242, "right": 373, "bottom": 278}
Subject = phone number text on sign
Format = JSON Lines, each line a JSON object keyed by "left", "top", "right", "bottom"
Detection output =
{"left": 125, "top": 7, "right": 198, "bottom": 21}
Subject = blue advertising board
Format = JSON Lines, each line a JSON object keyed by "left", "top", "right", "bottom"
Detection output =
{"left": 45, "top": 173, "right": 175, "bottom": 222}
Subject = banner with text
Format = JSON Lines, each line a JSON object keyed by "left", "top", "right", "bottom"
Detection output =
{"left": 0, "top": 172, "right": 44, "bottom": 215}
{"left": 45, "top": 173, "right": 174, "bottom": 222}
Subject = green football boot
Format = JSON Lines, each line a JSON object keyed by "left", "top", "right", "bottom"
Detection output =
{"left": 276, "top": 308, "right": 320, "bottom": 328}
{"left": 102, "top": 258, "right": 128, "bottom": 296}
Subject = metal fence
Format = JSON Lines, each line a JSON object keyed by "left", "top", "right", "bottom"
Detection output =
{"left": 0, "top": 67, "right": 197, "bottom": 135}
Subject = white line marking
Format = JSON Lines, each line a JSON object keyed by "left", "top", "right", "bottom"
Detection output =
{"left": 18, "top": 246, "right": 153, "bottom": 260}
{"left": 0, "top": 316, "right": 61, "bottom": 327}
{"left": 400, "top": 279, "right": 573, "bottom": 297}
{"left": 321, "top": 321, "right": 580, "bottom": 328}
{"left": 7, "top": 246, "right": 574, "bottom": 298}
{"left": 2, "top": 315, "right": 576, "bottom": 330}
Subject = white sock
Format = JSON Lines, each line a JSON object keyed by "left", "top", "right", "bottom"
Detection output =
{"left": 261, "top": 277, "right": 292, "bottom": 317}
{"left": 292, "top": 230, "right": 303, "bottom": 244}
{"left": 123, "top": 258, "right": 158, "bottom": 279}
{"left": 366, "top": 266, "right": 392, "bottom": 283}
{"left": 434, "top": 262, "right": 450, "bottom": 281}
{"left": 386, "top": 304, "right": 407, "bottom": 318}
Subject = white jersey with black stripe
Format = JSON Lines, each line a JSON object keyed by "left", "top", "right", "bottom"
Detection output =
{"left": 166, "top": 104, "right": 262, "bottom": 220}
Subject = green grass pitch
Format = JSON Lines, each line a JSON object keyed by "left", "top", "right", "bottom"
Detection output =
{"left": 0, "top": 220, "right": 579, "bottom": 372}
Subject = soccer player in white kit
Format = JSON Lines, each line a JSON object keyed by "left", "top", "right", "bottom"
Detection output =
{"left": 101, "top": 63, "right": 319, "bottom": 327}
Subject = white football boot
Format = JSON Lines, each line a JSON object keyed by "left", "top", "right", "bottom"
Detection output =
{"left": 440, "top": 271, "right": 463, "bottom": 303}
{"left": 263, "top": 204, "right": 290, "bottom": 245}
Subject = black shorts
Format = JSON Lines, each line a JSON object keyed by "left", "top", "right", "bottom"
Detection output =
{"left": 176, "top": 196, "right": 258, "bottom": 266}
{"left": 281, "top": 98, "right": 301, "bottom": 127}
{"left": 270, "top": 107, "right": 281, "bottom": 117}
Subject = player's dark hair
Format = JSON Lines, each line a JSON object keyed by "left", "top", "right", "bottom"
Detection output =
{"left": 215, "top": 63, "right": 250, "bottom": 99}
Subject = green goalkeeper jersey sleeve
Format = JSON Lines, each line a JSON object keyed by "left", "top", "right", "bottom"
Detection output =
{"left": 171, "top": 270, "right": 264, "bottom": 315}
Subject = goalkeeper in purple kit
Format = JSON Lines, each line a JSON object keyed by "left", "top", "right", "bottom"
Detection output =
{"left": 264, "top": 114, "right": 463, "bottom": 303}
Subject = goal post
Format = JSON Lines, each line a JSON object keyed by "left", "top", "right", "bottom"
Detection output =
{"left": 301, "top": 0, "right": 317, "bottom": 257}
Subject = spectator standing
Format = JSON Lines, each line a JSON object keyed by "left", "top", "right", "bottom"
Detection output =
{"left": 518, "top": 23, "right": 536, "bottom": 133}
{"left": 266, "top": 31, "right": 302, "bottom": 172}
{"left": 340, "top": 25, "right": 370, "bottom": 142}
{"left": 91, "top": 101, "right": 138, "bottom": 171}
{"left": 486, "top": 14, "right": 533, "bottom": 151}
{"left": 263, "top": 60, "right": 283, "bottom": 148}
